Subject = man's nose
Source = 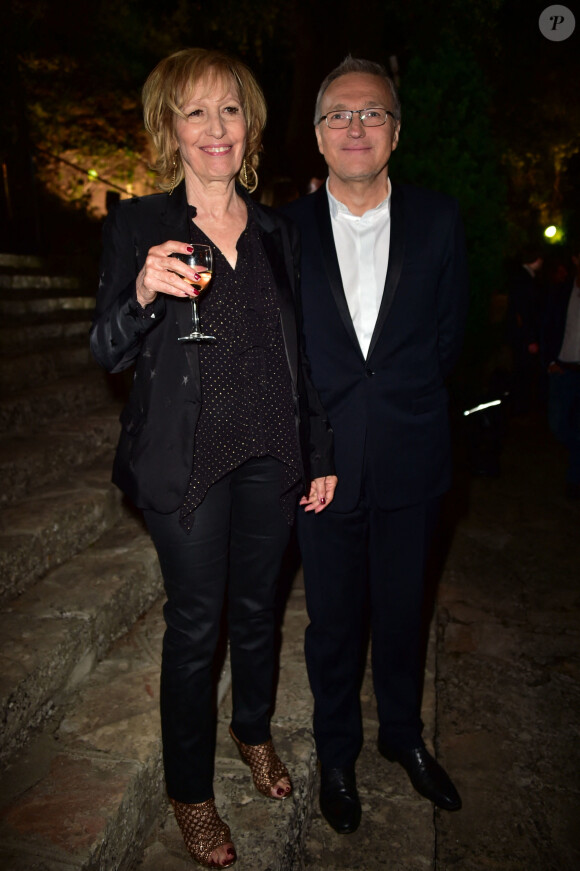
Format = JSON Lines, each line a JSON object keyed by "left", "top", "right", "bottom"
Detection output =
{"left": 347, "top": 115, "right": 365, "bottom": 137}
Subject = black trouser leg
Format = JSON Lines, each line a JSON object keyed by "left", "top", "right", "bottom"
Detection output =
{"left": 144, "top": 457, "right": 291, "bottom": 803}
{"left": 298, "top": 503, "right": 370, "bottom": 769}
{"left": 299, "top": 492, "right": 441, "bottom": 767}
{"left": 228, "top": 458, "right": 292, "bottom": 744}
{"left": 369, "top": 497, "right": 440, "bottom": 752}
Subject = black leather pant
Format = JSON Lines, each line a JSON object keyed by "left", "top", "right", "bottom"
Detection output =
{"left": 144, "top": 457, "right": 291, "bottom": 803}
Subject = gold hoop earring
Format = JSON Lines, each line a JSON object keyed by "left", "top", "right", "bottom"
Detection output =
{"left": 169, "top": 153, "right": 178, "bottom": 195}
{"left": 240, "top": 158, "right": 258, "bottom": 193}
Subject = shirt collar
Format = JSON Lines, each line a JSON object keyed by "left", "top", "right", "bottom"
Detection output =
{"left": 326, "top": 177, "right": 392, "bottom": 221}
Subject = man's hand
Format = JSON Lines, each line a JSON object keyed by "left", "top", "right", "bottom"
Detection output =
{"left": 300, "top": 476, "right": 338, "bottom": 513}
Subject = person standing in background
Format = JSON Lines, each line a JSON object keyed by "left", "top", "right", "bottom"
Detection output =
{"left": 506, "top": 248, "right": 543, "bottom": 414}
{"left": 542, "top": 247, "right": 580, "bottom": 499}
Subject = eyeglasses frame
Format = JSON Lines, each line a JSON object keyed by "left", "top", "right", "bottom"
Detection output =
{"left": 316, "top": 107, "right": 397, "bottom": 128}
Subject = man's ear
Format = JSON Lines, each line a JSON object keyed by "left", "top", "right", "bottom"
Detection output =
{"left": 392, "top": 121, "right": 401, "bottom": 151}
{"left": 315, "top": 124, "right": 324, "bottom": 156}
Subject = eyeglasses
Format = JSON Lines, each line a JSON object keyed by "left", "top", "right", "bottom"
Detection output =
{"left": 317, "top": 108, "right": 396, "bottom": 129}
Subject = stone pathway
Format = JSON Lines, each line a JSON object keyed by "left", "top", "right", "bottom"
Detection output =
{"left": 136, "top": 411, "right": 580, "bottom": 870}
{"left": 435, "top": 414, "right": 580, "bottom": 871}
{"left": 1, "top": 260, "right": 577, "bottom": 871}
{"left": 0, "top": 253, "right": 166, "bottom": 870}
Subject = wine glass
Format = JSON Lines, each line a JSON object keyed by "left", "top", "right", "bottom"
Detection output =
{"left": 170, "top": 245, "right": 215, "bottom": 342}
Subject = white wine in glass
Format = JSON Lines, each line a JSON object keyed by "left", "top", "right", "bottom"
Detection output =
{"left": 170, "top": 245, "right": 215, "bottom": 342}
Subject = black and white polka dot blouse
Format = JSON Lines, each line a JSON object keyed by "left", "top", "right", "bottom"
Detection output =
{"left": 179, "top": 205, "right": 302, "bottom": 532}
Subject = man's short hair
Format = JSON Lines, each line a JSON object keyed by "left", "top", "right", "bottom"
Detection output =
{"left": 314, "top": 56, "right": 401, "bottom": 126}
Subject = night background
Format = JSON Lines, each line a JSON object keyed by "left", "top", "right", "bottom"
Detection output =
{"left": 1, "top": 0, "right": 579, "bottom": 382}
{"left": 0, "top": 4, "right": 579, "bottom": 866}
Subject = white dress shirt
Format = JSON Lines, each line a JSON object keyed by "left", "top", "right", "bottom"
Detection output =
{"left": 559, "top": 280, "right": 580, "bottom": 363}
{"left": 327, "top": 180, "right": 392, "bottom": 358}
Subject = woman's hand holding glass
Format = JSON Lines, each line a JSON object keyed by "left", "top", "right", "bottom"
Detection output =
{"left": 135, "top": 240, "right": 204, "bottom": 308}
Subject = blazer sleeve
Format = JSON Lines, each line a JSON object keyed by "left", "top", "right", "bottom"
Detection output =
{"left": 436, "top": 199, "right": 469, "bottom": 379}
{"left": 90, "top": 203, "right": 166, "bottom": 374}
{"left": 288, "top": 219, "right": 335, "bottom": 480}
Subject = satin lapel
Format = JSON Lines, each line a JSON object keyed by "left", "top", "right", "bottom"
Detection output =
{"left": 260, "top": 226, "right": 298, "bottom": 388}
{"left": 314, "top": 186, "right": 361, "bottom": 352}
{"left": 160, "top": 182, "right": 200, "bottom": 373}
{"left": 367, "top": 182, "right": 405, "bottom": 360}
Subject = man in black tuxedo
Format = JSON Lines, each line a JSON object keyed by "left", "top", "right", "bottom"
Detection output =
{"left": 542, "top": 248, "right": 580, "bottom": 500}
{"left": 282, "top": 57, "right": 468, "bottom": 832}
{"left": 505, "top": 249, "right": 543, "bottom": 414}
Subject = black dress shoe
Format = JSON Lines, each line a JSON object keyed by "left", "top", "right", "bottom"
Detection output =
{"left": 319, "top": 766, "right": 362, "bottom": 833}
{"left": 378, "top": 741, "right": 462, "bottom": 811}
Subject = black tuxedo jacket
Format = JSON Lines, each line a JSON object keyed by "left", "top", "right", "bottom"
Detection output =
{"left": 282, "top": 182, "right": 468, "bottom": 513}
{"left": 90, "top": 182, "right": 334, "bottom": 513}
{"left": 541, "top": 279, "right": 575, "bottom": 366}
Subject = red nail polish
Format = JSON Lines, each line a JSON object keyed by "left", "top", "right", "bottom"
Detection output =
{"left": 193, "top": 272, "right": 201, "bottom": 280}
{"left": 186, "top": 246, "right": 193, "bottom": 253}
{"left": 319, "top": 497, "right": 326, "bottom": 504}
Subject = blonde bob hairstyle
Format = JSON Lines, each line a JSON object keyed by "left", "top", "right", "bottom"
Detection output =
{"left": 142, "top": 48, "right": 267, "bottom": 194}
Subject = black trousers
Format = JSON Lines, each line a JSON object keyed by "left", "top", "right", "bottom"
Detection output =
{"left": 298, "top": 481, "right": 440, "bottom": 770}
{"left": 144, "top": 457, "right": 291, "bottom": 803}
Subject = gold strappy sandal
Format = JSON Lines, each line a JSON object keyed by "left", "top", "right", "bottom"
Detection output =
{"left": 170, "top": 797, "right": 236, "bottom": 868}
{"left": 229, "top": 726, "right": 292, "bottom": 799}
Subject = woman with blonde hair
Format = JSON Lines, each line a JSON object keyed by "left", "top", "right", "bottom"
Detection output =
{"left": 90, "top": 48, "right": 336, "bottom": 868}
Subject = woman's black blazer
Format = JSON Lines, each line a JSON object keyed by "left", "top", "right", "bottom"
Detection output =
{"left": 90, "top": 181, "right": 334, "bottom": 513}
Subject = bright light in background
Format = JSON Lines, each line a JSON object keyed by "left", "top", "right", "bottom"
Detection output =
{"left": 544, "top": 225, "right": 564, "bottom": 243}
{"left": 87, "top": 169, "right": 98, "bottom": 179}
{"left": 463, "top": 400, "right": 502, "bottom": 417}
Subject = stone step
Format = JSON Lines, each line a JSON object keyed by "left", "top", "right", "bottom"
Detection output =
{"left": 0, "top": 295, "right": 94, "bottom": 317}
{"left": 0, "top": 405, "right": 121, "bottom": 507}
{"left": 0, "top": 314, "right": 91, "bottom": 355}
{"left": 0, "top": 370, "right": 125, "bottom": 435}
{"left": 0, "top": 458, "right": 124, "bottom": 604}
{"left": 0, "top": 274, "right": 80, "bottom": 291}
{"left": 0, "top": 511, "right": 163, "bottom": 768}
{"left": 0, "top": 287, "right": 89, "bottom": 305}
{"left": 0, "top": 253, "right": 47, "bottom": 271}
{"left": 0, "top": 341, "right": 98, "bottom": 394}
{"left": 0, "top": 572, "right": 315, "bottom": 871}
